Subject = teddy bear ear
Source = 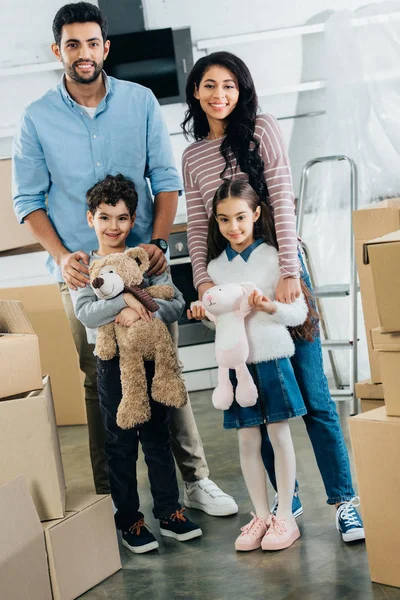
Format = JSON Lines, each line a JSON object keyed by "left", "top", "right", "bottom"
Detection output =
{"left": 89, "top": 260, "right": 100, "bottom": 276}
{"left": 125, "top": 247, "right": 150, "bottom": 273}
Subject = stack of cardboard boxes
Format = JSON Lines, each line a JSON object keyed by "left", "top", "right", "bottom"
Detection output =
{"left": 0, "top": 300, "right": 121, "bottom": 599}
{"left": 350, "top": 200, "right": 400, "bottom": 588}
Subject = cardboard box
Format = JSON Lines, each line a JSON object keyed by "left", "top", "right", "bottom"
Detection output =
{"left": 364, "top": 229, "right": 400, "bottom": 332}
{"left": 0, "top": 476, "right": 52, "bottom": 600}
{"left": 0, "top": 300, "right": 43, "bottom": 398}
{"left": 0, "top": 285, "right": 86, "bottom": 425}
{"left": 371, "top": 327, "right": 400, "bottom": 417}
{"left": 0, "top": 158, "right": 37, "bottom": 253}
{"left": 0, "top": 376, "right": 66, "bottom": 521}
{"left": 364, "top": 230, "right": 400, "bottom": 333}
{"left": 355, "top": 379, "right": 385, "bottom": 412}
{"left": 43, "top": 494, "right": 121, "bottom": 600}
{"left": 349, "top": 407, "right": 400, "bottom": 588}
{"left": 353, "top": 199, "right": 400, "bottom": 382}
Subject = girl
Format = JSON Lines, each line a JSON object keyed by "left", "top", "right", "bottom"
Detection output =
{"left": 182, "top": 51, "right": 365, "bottom": 543}
{"left": 191, "top": 179, "right": 313, "bottom": 551}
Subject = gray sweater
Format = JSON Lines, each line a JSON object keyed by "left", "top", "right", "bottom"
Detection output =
{"left": 71, "top": 251, "right": 185, "bottom": 345}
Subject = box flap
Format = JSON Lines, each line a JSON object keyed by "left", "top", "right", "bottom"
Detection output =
{"left": 371, "top": 327, "right": 400, "bottom": 351}
{"left": 363, "top": 230, "right": 400, "bottom": 264}
{"left": 0, "top": 300, "right": 36, "bottom": 335}
{"left": 42, "top": 494, "right": 110, "bottom": 531}
{"left": 355, "top": 379, "right": 384, "bottom": 399}
{"left": 350, "top": 406, "right": 398, "bottom": 423}
{"left": 353, "top": 199, "right": 400, "bottom": 240}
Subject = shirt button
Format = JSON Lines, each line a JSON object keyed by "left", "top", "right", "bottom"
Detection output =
{"left": 97, "top": 162, "right": 101, "bottom": 167}
{"left": 93, "top": 134, "right": 97, "bottom": 139}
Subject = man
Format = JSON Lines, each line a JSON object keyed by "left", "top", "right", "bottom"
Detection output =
{"left": 12, "top": 2, "right": 237, "bottom": 517}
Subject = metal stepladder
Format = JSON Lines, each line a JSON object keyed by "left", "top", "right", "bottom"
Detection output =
{"left": 296, "top": 155, "right": 359, "bottom": 414}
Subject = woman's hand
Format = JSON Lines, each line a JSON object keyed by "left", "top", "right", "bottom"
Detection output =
{"left": 275, "top": 276, "right": 301, "bottom": 304}
{"left": 248, "top": 290, "right": 277, "bottom": 314}
{"left": 123, "top": 293, "right": 154, "bottom": 323}
{"left": 115, "top": 307, "right": 141, "bottom": 327}
{"left": 198, "top": 281, "right": 214, "bottom": 300}
{"left": 187, "top": 301, "right": 206, "bottom": 321}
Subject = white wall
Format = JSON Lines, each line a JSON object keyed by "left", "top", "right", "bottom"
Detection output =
{"left": 0, "top": 0, "right": 379, "bottom": 387}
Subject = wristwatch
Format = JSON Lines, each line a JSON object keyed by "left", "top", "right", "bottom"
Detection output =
{"left": 150, "top": 238, "right": 168, "bottom": 254}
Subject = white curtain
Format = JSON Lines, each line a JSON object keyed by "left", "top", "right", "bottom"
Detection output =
{"left": 301, "top": 2, "right": 400, "bottom": 383}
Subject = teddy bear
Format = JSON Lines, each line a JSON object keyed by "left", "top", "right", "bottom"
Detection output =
{"left": 193, "top": 283, "right": 259, "bottom": 411}
{"left": 89, "top": 247, "right": 187, "bottom": 429}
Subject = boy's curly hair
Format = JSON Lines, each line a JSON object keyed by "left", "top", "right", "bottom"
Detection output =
{"left": 86, "top": 174, "right": 138, "bottom": 217}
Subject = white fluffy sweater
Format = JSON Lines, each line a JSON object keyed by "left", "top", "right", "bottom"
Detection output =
{"left": 207, "top": 243, "right": 308, "bottom": 364}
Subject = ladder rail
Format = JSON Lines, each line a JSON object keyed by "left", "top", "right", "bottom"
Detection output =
{"left": 296, "top": 155, "right": 359, "bottom": 413}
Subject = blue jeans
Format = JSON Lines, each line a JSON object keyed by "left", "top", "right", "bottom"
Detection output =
{"left": 261, "top": 254, "right": 355, "bottom": 505}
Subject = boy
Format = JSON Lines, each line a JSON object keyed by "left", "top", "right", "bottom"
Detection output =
{"left": 72, "top": 173, "right": 202, "bottom": 553}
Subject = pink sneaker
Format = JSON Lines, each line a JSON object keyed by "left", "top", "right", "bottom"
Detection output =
{"left": 261, "top": 515, "right": 300, "bottom": 551}
{"left": 235, "top": 512, "right": 268, "bottom": 552}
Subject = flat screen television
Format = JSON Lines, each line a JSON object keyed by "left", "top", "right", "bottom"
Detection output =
{"left": 104, "top": 27, "right": 193, "bottom": 105}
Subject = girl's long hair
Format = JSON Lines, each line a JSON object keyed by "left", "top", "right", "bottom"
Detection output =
{"left": 207, "top": 180, "right": 319, "bottom": 342}
{"left": 181, "top": 51, "right": 269, "bottom": 206}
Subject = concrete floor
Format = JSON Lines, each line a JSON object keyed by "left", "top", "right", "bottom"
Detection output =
{"left": 59, "top": 392, "right": 400, "bottom": 600}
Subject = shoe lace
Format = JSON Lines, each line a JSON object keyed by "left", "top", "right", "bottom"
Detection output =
{"left": 128, "top": 517, "right": 148, "bottom": 536}
{"left": 168, "top": 508, "right": 187, "bottom": 523}
{"left": 268, "top": 515, "right": 287, "bottom": 535}
{"left": 337, "top": 497, "right": 361, "bottom": 526}
{"left": 240, "top": 512, "right": 265, "bottom": 536}
{"left": 195, "top": 478, "right": 233, "bottom": 499}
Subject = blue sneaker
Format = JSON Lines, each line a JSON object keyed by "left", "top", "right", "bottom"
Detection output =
{"left": 160, "top": 508, "right": 202, "bottom": 542}
{"left": 122, "top": 518, "right": 159, "bottom": 554}
{"left": 336, "top": 497, "right": 365, "bottom": 542}
{"left": 271, "top": 492, "right": 303, "bottom": 519}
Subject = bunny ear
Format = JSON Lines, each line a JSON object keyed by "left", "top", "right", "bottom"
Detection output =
{"left": 240, "top": 282, "right": 257, "bottom": 295}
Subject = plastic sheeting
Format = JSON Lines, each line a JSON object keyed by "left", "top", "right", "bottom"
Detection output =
{"left": 300, "top": 3, "right": 400, "bottom": 383}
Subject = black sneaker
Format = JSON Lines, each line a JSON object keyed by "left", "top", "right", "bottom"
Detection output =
{"left": 160, "top": 508, "right": 203, "bottom": 541}
{"left": 122, "top": 518, "right": 159, "bottom": 554}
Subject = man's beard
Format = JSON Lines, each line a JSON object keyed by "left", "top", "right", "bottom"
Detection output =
{"left": 65, "top": 59, "right": 103, "bottom": 84}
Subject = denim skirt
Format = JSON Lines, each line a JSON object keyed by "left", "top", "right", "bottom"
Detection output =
{"left": 223, "top": 357, "right": 307, "bottom": 429}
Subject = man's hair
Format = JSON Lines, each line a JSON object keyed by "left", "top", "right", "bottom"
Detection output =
{"left": 52, "top": 2, "right": 108, "bottom": 46}
{"left": 86, "top": 174, "right": 138, "bottom": 217}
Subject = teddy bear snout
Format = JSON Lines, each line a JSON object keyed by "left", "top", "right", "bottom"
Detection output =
{"left": 92, "top": 277, "right": 104, "bottom": 289}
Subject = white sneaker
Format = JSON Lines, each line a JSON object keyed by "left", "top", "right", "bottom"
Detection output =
{"left": 184, "top": 477, "right": 238, "bottom": 516}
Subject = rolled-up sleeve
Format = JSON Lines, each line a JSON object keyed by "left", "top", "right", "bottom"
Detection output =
{"left": 12, "top": 110, "right": 49, "bottom": 224}
{"left": 145, "top": 91, "right": 182, "bottom": 196}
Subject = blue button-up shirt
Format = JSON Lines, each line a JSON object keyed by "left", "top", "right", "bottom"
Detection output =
{"left": 12, "top": 73, "right": 182, "bottom": 281}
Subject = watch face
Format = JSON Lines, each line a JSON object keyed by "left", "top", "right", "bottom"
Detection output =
{"left": 159, "top": 239, "right": 168, "bottom": 251}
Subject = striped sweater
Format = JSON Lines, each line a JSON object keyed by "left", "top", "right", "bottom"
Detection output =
{"left": 182, "top": 113, "right": 299, "bottom": 289}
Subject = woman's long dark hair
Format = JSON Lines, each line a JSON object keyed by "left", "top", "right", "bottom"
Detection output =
{"left": 207, "top": 180, "right": 319, "bottom": 342}
{"left": 181, "top": 51, "right": 269, "bottom": 206}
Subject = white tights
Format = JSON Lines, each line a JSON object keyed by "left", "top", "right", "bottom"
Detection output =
{"left": 237, "top": 421, "right": 296, "bottom": 520}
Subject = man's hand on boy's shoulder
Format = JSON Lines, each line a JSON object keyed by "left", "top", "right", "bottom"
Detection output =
{"left": 59, "top": 250, "right": 90, "bottom": 290}
{"left": 139, "top": 243, "right": 167, "bottom": 276}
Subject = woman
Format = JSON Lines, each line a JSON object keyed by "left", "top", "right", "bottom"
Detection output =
{"left": 181, "top": 51, "right": 364, "bottom": 543}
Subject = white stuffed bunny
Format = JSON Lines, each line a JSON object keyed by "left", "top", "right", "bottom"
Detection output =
{"left": 193, "top": 283, "right": 259, "bottom": 410}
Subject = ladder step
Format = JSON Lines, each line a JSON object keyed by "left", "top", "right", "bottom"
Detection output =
{"left": 321, "top": 339, "right": 353, "bottom": 348}
{"left": 330, "top": 388, "right": 354, "bottom": 398}
{"left": 313, "top": 284, "right": 350, "bottom": 298}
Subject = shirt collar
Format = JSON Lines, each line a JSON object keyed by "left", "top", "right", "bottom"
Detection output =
{"left": 60, "top": 70, "right": 111, "bottom": 110}
{"left": 225, "top": 238, "right": 264, "bottom": 262}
